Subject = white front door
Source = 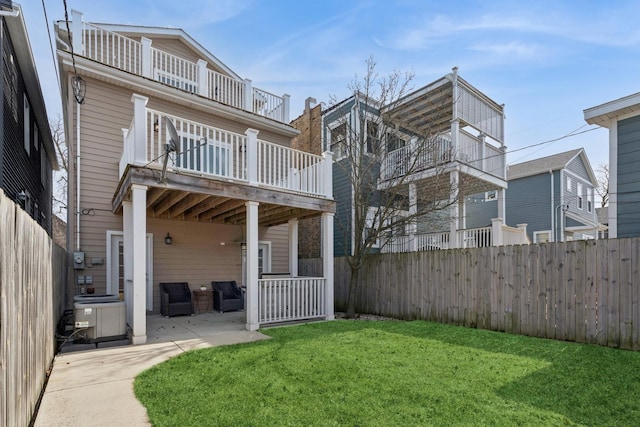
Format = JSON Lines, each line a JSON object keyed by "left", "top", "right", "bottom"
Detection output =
{"left": 107, "top": 232, "right": 153, "bottom": 311}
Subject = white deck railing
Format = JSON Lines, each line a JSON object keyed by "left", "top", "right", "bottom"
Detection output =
{"left": 74, "top": 16, "right": 288, "bottom": 122}
{"left": 258, "top": 277, "right": 326, "bottom": 324}
{"left": 381, "top": 222, "right": 530, "bottom": 253}
{"left": 381, "top": 132, "right": 505, "bottom": 181}
{"left": 120, "top": 104, "right": 331, "bottom": 198}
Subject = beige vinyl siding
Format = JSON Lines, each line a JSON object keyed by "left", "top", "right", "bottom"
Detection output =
{"left": 261, "top": 224, "right": 289, "bottom": 273}
{"left": 148, "top": 37, "right": 203, "bottom": 65}
{"left": 149, "top": 219, "right": 243, "bottom": 313}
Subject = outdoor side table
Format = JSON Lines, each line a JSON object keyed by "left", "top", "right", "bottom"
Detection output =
{"left": 192, "top": 290, "right": 213, "bottom": 313}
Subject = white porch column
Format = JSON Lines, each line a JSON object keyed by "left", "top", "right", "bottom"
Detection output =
{"left": 245, "top": 201, "right": 260, "bottom": 331}
{"left": 408, "top": 183, "right": 417, "bottom": 252}
{"left": 122, "top": 201, "right": 133, "bottom": 327}
{"left": 245, "top": 128, "right": 259, "bottom": 185}
{"left": 478, "top": 133, "right": 486, "bottom": 172}
{"left": 449, "top": 169, "right": 459, "bottom": 248}
{"left": 131, "top": 94, "right": 148, "bottom": 165}
{"left": 450, "top": 119, "right": 459, "bottom": 155}
{"left": 498, "top": 188, "right": 506, "bottom": 223}
{"left": 140, "top": 37, "right": 152, "bottom": 79}
{"left": 197, "top": 59, "right": 208, "bottom": 97}
{"left": 71, "top": 10, "right": 83, "bottom": 55}
{"left": 322, "top": 212, "right": 335, "bottom": 320}
{"left": 288, "top": 219, "right": 298, "bottom": 277}
{"left": 244, "top": 79, "right": 253, "bottom": 112}
{"left": 131, "top": 184, "right": 148, "bottom": 345}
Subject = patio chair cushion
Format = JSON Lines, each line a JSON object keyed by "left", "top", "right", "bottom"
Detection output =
{"left": 211, "top": 281, "right": 244, "bottom": 313}
{"left": 160, "top": 282, "right": 193, "bottom": 317}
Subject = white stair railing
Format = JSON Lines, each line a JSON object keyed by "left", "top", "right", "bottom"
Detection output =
{"left": 258, "top": 278, "right": 326, "bottom": 324}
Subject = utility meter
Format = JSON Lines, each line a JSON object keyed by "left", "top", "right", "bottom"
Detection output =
{"left": 73, "top": 251, "right": 85, "bottom": 269}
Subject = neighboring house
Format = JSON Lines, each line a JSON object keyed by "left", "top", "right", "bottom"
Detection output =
{"left": 1, "top": 2, "right": 57, "bottom": 232}
{"left": 318, "top": 69, "right": 527, "bottom": 256}
{"left": 584, "top": 93, "right": 640, "bottom": 238}
{"left": 466, "top": 148, "right": 601, "bottom": 243}
{"left": 55, "top": 11, "right": 335, "bottom": 344}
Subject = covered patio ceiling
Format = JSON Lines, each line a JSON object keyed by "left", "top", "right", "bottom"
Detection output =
{"left": 112, "top": 166, "right": 335, "bottom": 227}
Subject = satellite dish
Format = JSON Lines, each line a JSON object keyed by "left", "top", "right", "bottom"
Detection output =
{"left": 164, "top": 116, "right": 181, "bottom": 155}
{"left": 160, "top": 116, "right": 180, "bottom": 183}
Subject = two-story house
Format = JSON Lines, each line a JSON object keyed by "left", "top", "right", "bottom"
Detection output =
{"left": 318, "top": 68, "right": 527, "bottom": 256}
{"left": 1, "top": 2, "right": 57, "bottom": 232}
{"left": 56, "top": 11, "right": 335, "bottom": 344}
{"left": 466, "top": 148, "right": 601, "bottom": 243}
{"left": 584, "top": 92, "right": 640, "bottom": 239}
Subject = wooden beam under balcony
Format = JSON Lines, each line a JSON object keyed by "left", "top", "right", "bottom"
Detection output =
{"left": 112, "top": 166, "right": 335, "bottom": 226}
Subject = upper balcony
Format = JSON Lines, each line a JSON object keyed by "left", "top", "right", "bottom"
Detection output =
{"left": 379, "top": 68, "right": 506, "bottom": 189}
{"left": 65, "top": 11, "right": 290, "bottom": 123}
{"left": 118, "top": 95, "right": 332, "bottom": 208}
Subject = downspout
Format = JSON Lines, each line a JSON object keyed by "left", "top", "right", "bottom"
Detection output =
{"left": 550, "top": 170, "right": 554, "bottom": 242}
{"left": 76, "top": 101, "right": 81, "bottom": 251}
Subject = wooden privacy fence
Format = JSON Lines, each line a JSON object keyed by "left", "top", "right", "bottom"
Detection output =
{"left": 299, "top": 238, "right": 640, "bottom": 350}
{"left": 0, "top": 192, "right": 67, "bottom": 426}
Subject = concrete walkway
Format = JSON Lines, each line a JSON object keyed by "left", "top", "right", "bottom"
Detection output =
{"left": 35, "top": 313, "right": 269, "bottom": 426}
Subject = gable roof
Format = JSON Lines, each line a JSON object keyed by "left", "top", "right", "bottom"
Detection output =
{"left": 507, "top": 148, "right": 593, "bottom": 182}
{"left": 584, "top": 92, "right": 640, "bottom": 128}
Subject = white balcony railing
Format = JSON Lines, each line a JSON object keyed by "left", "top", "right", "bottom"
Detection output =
{"left": 381, "top": 132, "right": 505, "bottom": 181}
{"left": 72, "top": 13, "right": 289, "bottom": 122}
{"left": 258, "top": 277, "right": 326, "bottom": 324}
{"left": 120, "top": 100, "right": 332, "bottom": 199}
{"left": 381, "top": 222, "right": 528, "bottom": 254}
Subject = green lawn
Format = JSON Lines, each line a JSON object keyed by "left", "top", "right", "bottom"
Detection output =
{"left": 134, "top": 320, "right": 640, "bottom": 426}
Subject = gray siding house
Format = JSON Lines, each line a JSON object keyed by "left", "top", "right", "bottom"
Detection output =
{"left": 1, "top": 2, "right": 57, "bottom": 233}
{"left": 585, "top": 93, "right": 640, "bottom": 238}
{"left": 466, "top": 148, "right": 601, "bottom": 243}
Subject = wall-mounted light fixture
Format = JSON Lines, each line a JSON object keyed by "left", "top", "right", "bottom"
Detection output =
{"left": 154, "top": 120, "right": 159, "bottom": 133}
{"left": 72, "top": 75, "right": 86, "bottom": 104}
{"left": 17, "top": 190, "right": 26, "bottom": 201}
{"left": 164, "top": 233, "right": 173, "bottom": 245}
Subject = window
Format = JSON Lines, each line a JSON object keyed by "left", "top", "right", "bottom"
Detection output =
{"left": 566, "top": 176, "right": 572, "bottom": 192}
{"left": 364, "top": 207, "right": 380, "bottom": 248}
{"left": 175, "top": 135, "right": 230, "bottom": 177}
{"left": 24, "top": 94, "right": 30, "bottom": 155}
{"left": 41, "top": 149, "right": 47, "bottom": 186}
{"left": 365, "top": 120, "right": 379, "bottom": 154}
{"left": 577, "top": 182, "right": 583, "bottom": 210}
{"left": 3, "top": 40, "right": 18, "bottom": 121}
{"left": 587, "top": 188, "right": 593, "bottom": 212}
{"left": 156, "top": 71, "right": 197, "bottom": 93}
{"left": 330, "top": 122, "right": 347, "bottom": 159}
{"left": 385, "top": 132, "right": 405, "bottom": 152}
{"left": 34, "top": 124, "right": 39, "bottom": 151}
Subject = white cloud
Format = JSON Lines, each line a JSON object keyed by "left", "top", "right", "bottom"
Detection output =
{"left": 469, "top": 41, "right": 542, "bottom": 59}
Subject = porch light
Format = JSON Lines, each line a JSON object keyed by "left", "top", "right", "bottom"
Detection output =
{"left": 17, "top": 190, "right": 26, "bottom": 201}
{"left": 154, "top": 120, "right": 159, "bottom": 133}
{"left": 164, "top": 233, "right": 173, "bottom": 245}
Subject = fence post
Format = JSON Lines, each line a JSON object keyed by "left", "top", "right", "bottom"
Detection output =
{"left": 141, "top": 37, "right": 152, "bottom": 78}
{"left": 245, "top": 128, "right": 259, "bottom": 185}
{"left": 492, "top": 217, "right": 504, "bottom": 246}
{"left": 71, "top": 10, "right": 84, "bottom": 55}
{"left": 197, "top": 59, "right": 208, "bottom": 97}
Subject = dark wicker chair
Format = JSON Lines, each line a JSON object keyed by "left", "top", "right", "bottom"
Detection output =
{"left": 160, "top": 282, "right": 194, "bottom": 317}
{"left": 212, "top": 280, "right": 244, "bottom": 313}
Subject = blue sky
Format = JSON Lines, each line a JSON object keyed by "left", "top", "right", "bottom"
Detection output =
{"left": 20, "top": 0, "right": 640, "bottom": 170}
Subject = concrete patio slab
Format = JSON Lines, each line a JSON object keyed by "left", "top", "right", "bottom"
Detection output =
{"left": 35, "top": 312, "right": 268, "bottom": 426}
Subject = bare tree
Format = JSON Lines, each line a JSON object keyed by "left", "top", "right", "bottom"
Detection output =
{"left": 595, "top": 163, "right": 609, "bottom": 208}
{"left": 51, "top": 115, "right": 68, "bottom": 218}
{"left": 329, "top": 58, "right": 460, "bottom": 318}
